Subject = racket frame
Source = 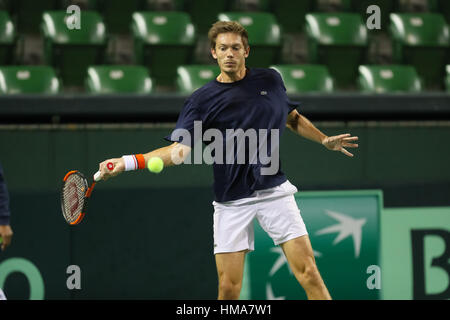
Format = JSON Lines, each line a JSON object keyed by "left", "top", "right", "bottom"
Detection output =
{"left": 61, "top": 170, "right": 96, "bottom": 225}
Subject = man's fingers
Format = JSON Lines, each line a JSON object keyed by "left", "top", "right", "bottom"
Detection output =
{"left": 98, "top": 159, "right": 121, "bottom": 181}
{"left": 341, "top": 148, "right": 354, "bottom": 157}
{"left": 328, "top": 134, "right": 357, "bottom": 144}
{"left": 325, "top": 134, "right": 358, "bottom": 156}
{"left": 98, "top": 161, "right": 111, "bottom": 180}
{"left": 335, "top": 133, "right": 351, "bottom": 140}
{"left": 333, "top": 136, "right": 359, "bottom": 149}
{"left": 343, "top": 142, "right": 359, "bottom": 148}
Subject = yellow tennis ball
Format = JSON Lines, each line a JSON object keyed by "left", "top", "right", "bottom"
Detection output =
{"left": 147, "top": 157, "right": 164, "bottom": 173}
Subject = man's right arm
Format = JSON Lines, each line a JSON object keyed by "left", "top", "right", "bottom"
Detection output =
{"left": 98, "top": 142, "right": 192, "bottom": 180}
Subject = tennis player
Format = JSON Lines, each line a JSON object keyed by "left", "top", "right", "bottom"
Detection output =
{"left": 98, "top": 21, "right": 358, "bottom": 300}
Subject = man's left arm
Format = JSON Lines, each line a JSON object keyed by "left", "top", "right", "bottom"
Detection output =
{"left": 286, "top": 109, "right": 359, "bottom": 157}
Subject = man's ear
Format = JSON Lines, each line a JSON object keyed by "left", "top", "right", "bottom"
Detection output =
{"left": 244, "top": 46, "right": 250, "bottom": 58}
{"left": 211, "top": 48, "right": 217, "bottom": 60}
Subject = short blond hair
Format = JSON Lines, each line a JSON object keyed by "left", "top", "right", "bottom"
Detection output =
{"left": 208, "top": 21, "right": 249, "bottom": 50}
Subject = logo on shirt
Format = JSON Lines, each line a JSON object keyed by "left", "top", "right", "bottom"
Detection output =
{"left": 260, "top": 91, "right": 267, "bottom": 95}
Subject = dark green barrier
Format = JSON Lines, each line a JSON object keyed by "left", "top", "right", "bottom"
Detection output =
{"left": 0, "top": 93, "right": 449, "bottom": 126}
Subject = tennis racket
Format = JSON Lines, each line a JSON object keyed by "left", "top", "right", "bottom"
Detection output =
{"left": 60, "top": 162, "right": 114, "bottom": 225}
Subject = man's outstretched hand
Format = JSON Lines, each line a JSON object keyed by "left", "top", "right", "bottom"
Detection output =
{"left": 322, "top": 133, "right": 359, "bottom": 157}
{"left": 98, "top": 158, "right": 125, "bottom": 181}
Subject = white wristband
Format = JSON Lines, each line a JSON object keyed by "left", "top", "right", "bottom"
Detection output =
{"left": 122, "top": 155, "right": 138, "bottom": 171}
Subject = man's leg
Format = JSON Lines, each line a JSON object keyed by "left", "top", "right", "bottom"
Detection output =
{"left": 280, "top": 235, "right": 332, "bottom": 300}
{"left": 215, "top": 250, "right": 247, "bottom": 300}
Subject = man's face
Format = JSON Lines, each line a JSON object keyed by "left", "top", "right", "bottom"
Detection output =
{"left": 211, "top": 32, "right": 250, "bottom": 74}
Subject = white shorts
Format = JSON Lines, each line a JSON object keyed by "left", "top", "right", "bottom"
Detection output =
{"left": 212, "top": 180, "right": 308, "bottom": 254}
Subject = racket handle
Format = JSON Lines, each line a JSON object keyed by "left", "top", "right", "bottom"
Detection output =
{"left": 94, "top": 171, "right": 101, "bottom": 182}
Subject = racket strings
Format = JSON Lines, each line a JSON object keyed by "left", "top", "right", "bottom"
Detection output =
{"left": 62, "top": 174, "right": 86, "bottom": 223}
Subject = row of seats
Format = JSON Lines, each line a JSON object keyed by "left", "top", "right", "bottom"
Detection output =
{"left": 1, "top": 10, "right": 449, "bottom": 90}
{"left": 1, "top": 64, "right": 449, "bottom": 94}
{"left": 2, "top": 0, "right": 450, "bottom": 34}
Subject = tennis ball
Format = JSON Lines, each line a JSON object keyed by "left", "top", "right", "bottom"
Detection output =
{"left": 147, "top": 157, "right": 164, "bottom": 173}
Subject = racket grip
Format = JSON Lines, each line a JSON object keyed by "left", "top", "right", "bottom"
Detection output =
{"left": 94, "top": 171, "right": 101, "bottom": 182}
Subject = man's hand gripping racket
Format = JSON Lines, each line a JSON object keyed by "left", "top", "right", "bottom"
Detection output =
{"left": 61, "top": 162, "right": 116, "bottom": 225}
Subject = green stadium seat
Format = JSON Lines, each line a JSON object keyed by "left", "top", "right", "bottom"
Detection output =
{"left": 131, "top": 11, "right": 196, "bottom": 88}
{"left": 0, "top": 11, "right": 15, "bottom": 64}
{"left": 176, "top": 64, "right": 220, "bottom": 93}
{"left": 96, "top": 0, "right": 143, "bottom": 34}
{"left": 305, "top": 13, "right": 368, "bottom": 89}
{"left": 217, "top": 12, "right": 281, "bottom": 68}
{"left": 0, "top": 65, "right": 61, "bottom": 94}
{"left": 358, "top": 64, "right": 422, "bottom": 93}
{"left": 11, "top": 0, "right": 58, "bottom": 34}
{"left": 389, "top": 13, "right": 449, "bottom": 89}
{"left": 270, "top": 64, "right": 334, "bottom": 93}
{"left": 445, "top": 65, "right": 450, "bottom": 91}
{"left": 185, "top": 0, "right": 227, "bottom": 34}
{"left": 41, "top": 10, "right": 107, "bottom": 87}
{"left": 271, "top": 0, "right": 313, "bottom": 32}
{"left": 85, "top": 65, "right": 153, "bottom": 94}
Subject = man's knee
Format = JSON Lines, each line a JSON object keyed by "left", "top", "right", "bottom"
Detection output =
{"left": 295, "top": 260, "right": 322, "bottom": 287}
{"left": 218, "top": 276, "right": 242, "bottom": 299}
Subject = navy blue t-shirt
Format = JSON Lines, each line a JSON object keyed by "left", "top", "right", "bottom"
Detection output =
{"left": 165, "top": 68, "right": 299, "bottom": 202}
